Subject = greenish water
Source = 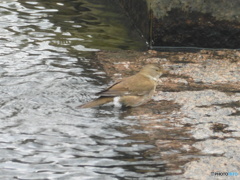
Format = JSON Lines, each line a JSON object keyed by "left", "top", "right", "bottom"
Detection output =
{"left": 21, "top": 0, "right": 147, "bottom": 53}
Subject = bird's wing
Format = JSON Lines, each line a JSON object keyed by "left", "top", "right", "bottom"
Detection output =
{"left": 96, "top": 74, "right": 155, "bottom": 97}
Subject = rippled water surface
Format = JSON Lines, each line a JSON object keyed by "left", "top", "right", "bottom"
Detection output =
{"left": 0, "top": 0, "right": 186, "bottom": 179}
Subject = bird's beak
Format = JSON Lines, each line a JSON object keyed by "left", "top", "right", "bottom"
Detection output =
{"left": 162, "top": 69, "right": 169, "bottom": 75}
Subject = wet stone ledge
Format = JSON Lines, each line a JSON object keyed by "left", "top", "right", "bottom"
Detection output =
{"left": 119, "top": 0, "right": 240, "bottom": 48}
{"left": 96, "top": 49, "right": 240, "bottom": 179}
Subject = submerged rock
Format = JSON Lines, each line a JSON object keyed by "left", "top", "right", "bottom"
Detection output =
{"left": 96, "top": 49, "right": 240, "bottom": 178}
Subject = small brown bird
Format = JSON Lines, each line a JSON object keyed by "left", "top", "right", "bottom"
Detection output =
{"left": 78, "top": 64, "right": 163, "bottom": 108}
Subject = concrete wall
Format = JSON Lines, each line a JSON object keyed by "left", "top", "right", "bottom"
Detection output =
{"left": 119, "top": 0, "right": 240, "bottom": 49}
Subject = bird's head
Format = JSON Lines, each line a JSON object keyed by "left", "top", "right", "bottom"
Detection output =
{"left": 139, "top": 64, "right": 164, "bottom": 79}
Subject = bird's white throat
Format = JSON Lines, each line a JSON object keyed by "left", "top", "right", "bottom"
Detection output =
{"left": 144, "top": 74, "right": 158, "bottom": 82}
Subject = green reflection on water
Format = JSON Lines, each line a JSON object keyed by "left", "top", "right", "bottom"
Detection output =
{"left": 22, "top": 0, "right": 147, "bottom": 53}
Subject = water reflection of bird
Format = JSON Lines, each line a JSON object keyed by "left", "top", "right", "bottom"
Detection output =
{"left": 77, "top": 64, "right": 164, "bottom": 108}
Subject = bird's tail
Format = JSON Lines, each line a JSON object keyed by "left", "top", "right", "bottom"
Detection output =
{"left": 77, "top": 97, "right": 113, "bottom": 108}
